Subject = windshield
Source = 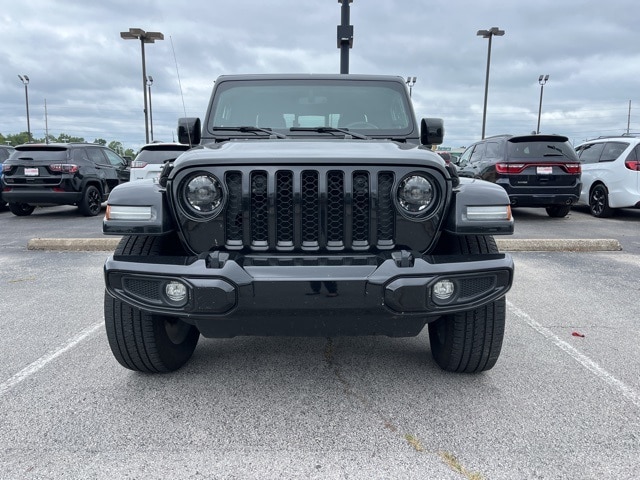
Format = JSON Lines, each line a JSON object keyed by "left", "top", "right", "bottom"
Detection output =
{"left": 208, "top": 79, "right": 413, "bottom": 136}
{"left": 136, "top": 146, "right": 190, "bottom": 164}
{"left": 506, "top": 138, "right": 578, "bottom": 161}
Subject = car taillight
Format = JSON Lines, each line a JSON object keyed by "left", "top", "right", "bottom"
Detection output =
{"left": 50, "top": 163, "right": 79, "bottom": 173}
{"left": 625, "top": 160, "right": 640, "bottom": 171}
{"left": 2, "top": 164, "right": 10, "bottom": 173}
{"left": 495, "top": 163, "right": 525, "bottom": 174}
{"left": 563, "top": 163, "right": 581, "bottom": 174}
{"left": 131, "top": 161, "right": 147, "bottom": 168}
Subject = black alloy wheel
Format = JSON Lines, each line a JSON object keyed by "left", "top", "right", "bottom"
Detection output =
{"left": 79, "top": 185, "right": 103, "bottom": 216}
{"left": 589, "top": 184, "right": 613, "bottom": 218}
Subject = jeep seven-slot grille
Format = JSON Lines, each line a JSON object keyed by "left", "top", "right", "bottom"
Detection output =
{"left": 224, "top": 169, "right": 396, "bottom": 252}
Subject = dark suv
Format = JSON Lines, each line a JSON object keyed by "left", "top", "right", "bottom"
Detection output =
{"left": 1, "top": 143, "right": 129, "bottom": 216}
{"left": 457, "top": 134, "right": 582, "bottom": 217}
{"left": 0, "top": 145, "right": 16, "bottom": 208}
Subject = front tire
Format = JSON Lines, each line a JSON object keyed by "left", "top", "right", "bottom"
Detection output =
{"left": 428, "top": 233, "right": 506, "bottom": 373}
{"left": 105, "top": 234, "right": 199, "bottom": 372}
{"left": 78, "top": 185, "right": 103, "bottom": 216}
{"left": 104, "top": 292, "right": 199, "bottom": 373}
{"left": 9, "top": 202, "right": 35, "bottom": 216}
{"left": 589, "top": 184, "right": 613, "bottom": 218}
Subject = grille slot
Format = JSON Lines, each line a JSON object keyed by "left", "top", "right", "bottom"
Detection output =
{"left": 223, "top": 168, "right": 396, "bottom": 252}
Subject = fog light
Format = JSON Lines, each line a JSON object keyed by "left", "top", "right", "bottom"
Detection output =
{"left": 165, "top": 281, "right": 188, "bottom": 303}
{"left": 433, "top": 279, "right": 455, "bottom": 300}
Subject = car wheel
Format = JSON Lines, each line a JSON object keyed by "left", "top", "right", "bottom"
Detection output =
{"left": 104, "top": 235, "right": 199, "bottom": 372}
{"left": 545, "top": 205, "right": 571, "bottom": 218}
{"left": 589, "top": 184, "right": 613, "bottom": 218}
{"left": 428, "top": 233, "right": 505, "bottom": 373}
{"left": 8, "top": 202, "right": 35, "bottom": 216}
{"left": 78, "top": 185, "right": 103, "bottom": 216}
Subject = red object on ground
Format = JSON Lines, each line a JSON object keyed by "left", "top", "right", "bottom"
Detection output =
{"left": 571, "top": 331, "right": 585, "bottom": 337}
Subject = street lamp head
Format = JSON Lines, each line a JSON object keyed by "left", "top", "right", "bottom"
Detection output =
{"left": 147, "top": 75, "right": 154, "bottom": 86}
{"left": 477, "top": 27, "right": 505, "bottom": 38}
{"left": 538, "top": 74, "right": 549, "bottom": 85}
{"left": 143, "top": 32, "right": 164, "bottom": 43}
{"left": 120, "top": 28, "right": 164, "bottom": 43}
{"left": 18, "top": 74, "right": 30, "bottom": 85}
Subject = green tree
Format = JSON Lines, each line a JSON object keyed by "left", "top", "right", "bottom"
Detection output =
{"left": 93, "top": 138, "right": 107, "bottom": 146}
{"left": 108, "top": 140, "right": 124, "bottom": 155}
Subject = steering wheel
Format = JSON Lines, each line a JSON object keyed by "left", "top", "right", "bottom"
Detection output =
{"left": 344, "top": 122, "right": 379, "bottom": 129}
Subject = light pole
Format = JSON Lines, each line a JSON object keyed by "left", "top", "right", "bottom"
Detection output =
{"left": 537, "top": 74, "right": 549, "bottom": 134}
{"left": 405, "top": 76, "right": 417, "bottom": 97}
{"left": 18, "top": 75, "right": 31, "bottom": 142}
{"left": 120, "top": 28, "right": 164, "bottom": 144}
{"left": 477, "top": 27, "right": 505, "bottom": 139}
{"left": 146, "top": 75, "right": 154, "bottom": 142}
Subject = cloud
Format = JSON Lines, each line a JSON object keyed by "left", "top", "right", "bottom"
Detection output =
{"left": 1, "top": 0, "right": 639, "bottom": 151}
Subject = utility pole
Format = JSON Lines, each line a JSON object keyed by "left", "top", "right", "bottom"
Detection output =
{"left": 337, "top": 0, "right": 354, "bottom": 74}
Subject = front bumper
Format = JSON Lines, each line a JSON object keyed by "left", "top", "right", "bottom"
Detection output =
{"left": 104, "top": 250, "right": 514, "bottom": 337}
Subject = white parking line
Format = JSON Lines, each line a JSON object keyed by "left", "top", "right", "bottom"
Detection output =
{"left": 507, "top": 300, "right": 640, "bottom": 408}
{"left": 0, "top": 322, "right": 103, "bottom": 397}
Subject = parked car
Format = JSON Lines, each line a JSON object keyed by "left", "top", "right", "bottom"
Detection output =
{"left": 0, "top": 145, "right": 16, "bottom": 208}
{"left": 1, "top": 143, "right": 129, "bottom": 216}
{"left": 574, "top": 135, "right": 640, "bottom": 217}
{"left": 130, "top": 142, "right": 191, "bottom": 181}
{"left": 457, "top": 134, "right": 582, "bottom": 217}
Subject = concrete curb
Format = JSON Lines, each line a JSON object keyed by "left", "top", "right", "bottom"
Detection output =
{"left": 495, "top": 238, "right": 622, "bottom": 252}
{"left": 27, "top": 237, "right": 623, "bottom": 252}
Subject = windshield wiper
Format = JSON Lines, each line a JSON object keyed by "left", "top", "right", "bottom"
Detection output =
{"left": 212, "top": 126, "right": 288, "bottom": 139}
{"left": 289, "top": 126, "right": 370, "bottom": 140}
{"left": 544, "top": 144, "right": 573, "bottom": 160}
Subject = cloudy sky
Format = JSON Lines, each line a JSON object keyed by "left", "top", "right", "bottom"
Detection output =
{"left": 1, "top": 0, "right": 638, "bottom": 152}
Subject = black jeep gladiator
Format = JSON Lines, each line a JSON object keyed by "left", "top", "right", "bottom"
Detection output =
{"left": 102, "top": 74, "right": 514, "bottom": 374}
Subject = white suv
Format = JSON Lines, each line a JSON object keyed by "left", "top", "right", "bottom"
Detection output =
{"left": 130, "top": 143, "right": 190, "bottom": 181}
{"left": 574, "top": 136, "right": 640, "bottom": 217}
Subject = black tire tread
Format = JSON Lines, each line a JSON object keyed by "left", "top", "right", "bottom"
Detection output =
{"left": 429, "top": 233, "right": 506, "bottom": 373}
{"left": 105, "top": 235, "right": 198, "bottom": 373}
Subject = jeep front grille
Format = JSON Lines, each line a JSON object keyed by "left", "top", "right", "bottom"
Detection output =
{"left": 223, "top": 168, "right": 396, "bottom": 252}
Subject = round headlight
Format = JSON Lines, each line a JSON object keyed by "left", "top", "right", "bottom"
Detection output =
{"left": 185, "top": 174, "right": 223, "bottom": 214}
{"left": 397, "top": 175, "right": 434, "bottom": 214}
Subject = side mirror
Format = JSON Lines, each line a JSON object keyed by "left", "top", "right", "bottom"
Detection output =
{"left": 178, "top": 117, "right": 202, "bottom": 146}
{"left": 420, "top": 118, "right": 444, "bottom": 146}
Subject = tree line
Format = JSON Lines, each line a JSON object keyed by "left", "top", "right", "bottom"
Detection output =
{"left": 0, "top": 132, "right": 137, "bottom": 159}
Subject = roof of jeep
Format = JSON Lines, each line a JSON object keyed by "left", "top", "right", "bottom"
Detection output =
{"left": 214, "top": 73, "right": 407, "bottom": 83}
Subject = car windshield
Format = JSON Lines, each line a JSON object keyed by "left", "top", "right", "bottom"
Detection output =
{"left": 137, "top": 146, "right": 190, "bottom": 164}
{"left": 12, "top": 147, "right": 69, "bottom": 161}
{"left": 208, "top": 78, "right": 413, "bottom": 135}
{"left": 506, "top": 138, "right": 578, "bottom": 161}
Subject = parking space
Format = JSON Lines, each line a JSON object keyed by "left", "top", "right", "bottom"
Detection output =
{"left": 0, "top": 203, "right": 639, "bottom": 478}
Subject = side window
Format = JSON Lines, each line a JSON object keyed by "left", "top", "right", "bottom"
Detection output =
{"left": 626, "top": 145, "right": 640, "bottom": 162}
{"left": 576, "top": 143, "right": 604, "bottom": 164}
{"left": 484, "top": 141, "right": 501, "bottom": 159}
{"left": 600, "top": 142, "right": 629, "bottom": 162}
{"left": 72, "top": 148, "right": 89, "bottom": 162}
{"left": 469, "top": 142, "right": 486, "bottom": 163}
{"left": 86, "top": 147, "right": 108, "bottom": 165}
{"left": 457, "top": 145, "right": 475, "bottom": 167}
{"left": 104, "top": 150, "right": 125, "bottom": 167}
